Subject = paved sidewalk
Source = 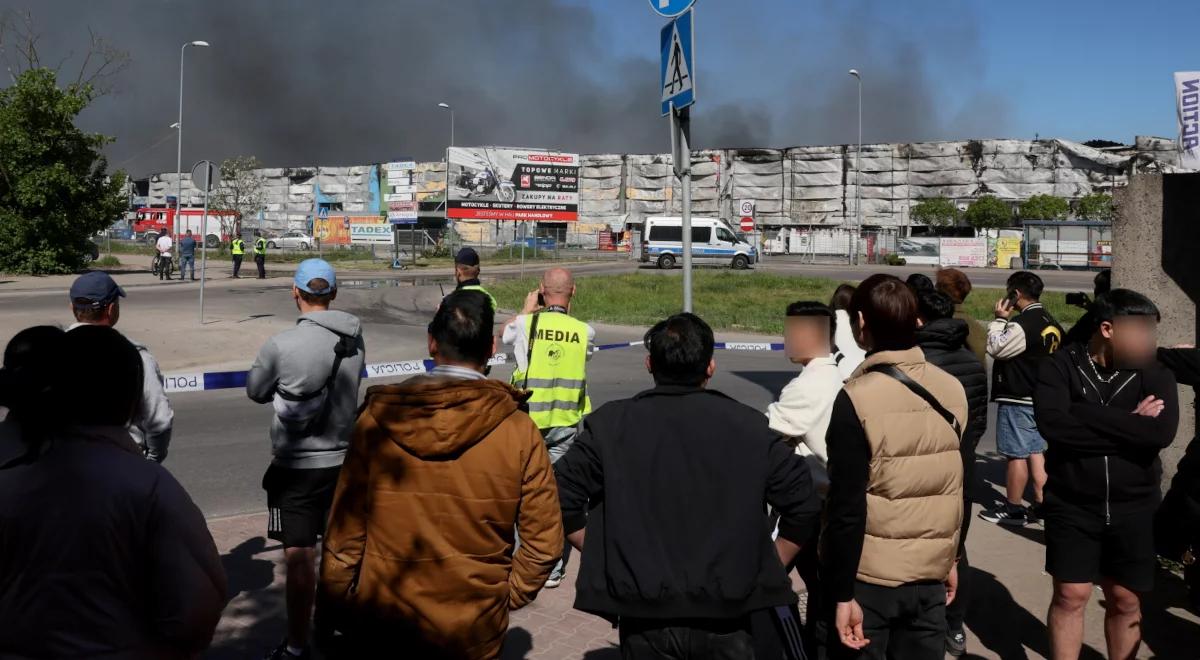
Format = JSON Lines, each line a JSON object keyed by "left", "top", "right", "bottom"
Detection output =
{"left": 204, "top": 496, "right": 1200, "bottom": 659}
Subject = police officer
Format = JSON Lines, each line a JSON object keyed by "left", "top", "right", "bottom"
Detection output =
{"left": 501, "top": 266, "right": 594, "bottom": 588}
{"left": 231, "top": 231, "right": 246, "bottom": 279}
{"left": 452, "top": 247, "right": 496, "bottom": 310}
{"left": 253, "top": 230, "right": 267, "bottom": 280}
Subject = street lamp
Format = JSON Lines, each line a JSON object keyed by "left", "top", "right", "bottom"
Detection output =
{"left": 175, "top": 40, "right": 210, "bottom": 259}
{"left": 437, "top": 102, "right": 454, "bottom": 147}
{"left": 848, "top": 68, "right": 862, "bottom": 265}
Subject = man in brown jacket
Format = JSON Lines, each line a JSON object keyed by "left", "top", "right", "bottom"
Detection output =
{"left": 316, "top": 290, "right": 563, "bottom": 659}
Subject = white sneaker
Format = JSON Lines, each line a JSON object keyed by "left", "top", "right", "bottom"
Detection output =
{"left": 544, "top": 575, "right": 564, "bottom": 589}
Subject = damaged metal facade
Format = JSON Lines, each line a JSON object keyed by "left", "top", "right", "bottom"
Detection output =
{"left": 139, "top": 136, "right": 1187, "bottom": 235}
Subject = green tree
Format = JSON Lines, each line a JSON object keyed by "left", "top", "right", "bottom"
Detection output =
{"left": 1076, "top": 192, "right": 1114, "bottom": 221}
{"left": 212, "top": 155, "right": 266, "bottom": 240}
{"left": 0, "top": 68, "right": 128, "bottom": 273}
{"left": 909, "top": 196, "right": 960, "bottom": 227}
{"left": 963, "top": 195, "right": 1013, "bottom": 230}
{"left": 1018, "top": 194, "right": 1069, "bottom": 221}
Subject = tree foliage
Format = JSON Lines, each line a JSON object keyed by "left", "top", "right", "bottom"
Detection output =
{"left": 909, "top": 196, "right": 960, "bottom": 227}
{"left": 212, "top": 156, "right": 266, "bottom": 240}
{"left": 1076, "top": 192, "right": 1114, "bottom": 221}
{"left": 1018, "top": 194, "right": 1069, "bottom": 221}
{"left": 0, "top": 68, "right": 127, "bottom": 273}
{"left": 963, "top": 195, "right": 1013, "bottom": 230}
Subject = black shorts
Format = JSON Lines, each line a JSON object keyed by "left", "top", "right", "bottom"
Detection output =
{"left": 1043, "top": 494, "right": 1157, "bottom": 592}
{"left": 262, "top": 464, "right": 342, "bottom": 548}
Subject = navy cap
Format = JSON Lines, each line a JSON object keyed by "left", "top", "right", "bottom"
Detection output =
{"left": 69, "top": 272, "right": 126, "bottom": 308}
{"left": 454, "top": 247, "right": 480, "bottom": 267}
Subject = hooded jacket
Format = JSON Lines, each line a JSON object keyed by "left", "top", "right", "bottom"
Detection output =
{"left": 1035, "top": 343, "right": 1179, "bottom": 515}
{"left": 0, "top": 426, "right": 226, "bottom": 658}
{"left": 246, "top": 310, "right": 365, "bottom": 469}
{"left": 916, "top": 318, "right": 988, "bottom": 451}
{"left": 318, "top": 375, "right": 563, "bottom": 660}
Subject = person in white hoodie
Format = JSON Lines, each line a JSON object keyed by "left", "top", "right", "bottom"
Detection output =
{"left": 767, "top": 300, "right": 844, "bottom": 652}
{"left": 830, "top": 284, "right": 865, "bottom": 380}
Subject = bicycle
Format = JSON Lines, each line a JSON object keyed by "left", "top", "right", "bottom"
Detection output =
{"left": 151, "top": 254, "right": 174, "bottom": 280}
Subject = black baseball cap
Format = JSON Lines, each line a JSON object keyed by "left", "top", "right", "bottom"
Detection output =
{"left": 69, "top": 272, "right": 126, "bottom": 308}
{"left": 454, "top": 247, "right": 480, "bottom": 267}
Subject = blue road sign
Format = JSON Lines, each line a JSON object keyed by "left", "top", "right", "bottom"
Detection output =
{"left": 660, "top": 8, "right": 695, "bottom": 116}
{"left": 649, "top": 0, "right": 695, "bottom": 18}
{"left": 318, "top": 206, "right": 329, "bottom": 219}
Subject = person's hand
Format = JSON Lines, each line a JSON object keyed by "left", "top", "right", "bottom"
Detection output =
{"left": 521, "top": 289, "right": 541, "bottom": 315}
{"left": 1133, "top": 396, "right": 1165, "bottom": 418}
{"left": 994, "top": 297, "right": 1014, "bottom": 319}
{"left": 835, "top": 600, "right": 869, "bottom": 650}
{"left": 945, "top": 561, "right": 959, "bottom": 605}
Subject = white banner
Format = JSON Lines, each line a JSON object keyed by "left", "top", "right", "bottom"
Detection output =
{"left": 939, "top": 237, "right": 988, "bottom": 268}
{"left": 1177, "top": 72, "right": 1200, "bottom": 170}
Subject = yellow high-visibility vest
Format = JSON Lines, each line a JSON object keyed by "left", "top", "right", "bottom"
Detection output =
{"left": 511, "top": 311, "right": 591, "bottom": 430}
{"left": 253, "top": 238, "right": 267, "bottom": 255}
{"left": 231, "top": 238, "right": 245, "bottom": 255}
{"left": 458, "top": 284, "right": 497, "bottom": 311}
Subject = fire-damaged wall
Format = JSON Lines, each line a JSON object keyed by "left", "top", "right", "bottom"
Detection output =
{"left": 137, "top": 135, "right": 1191, "bottom": 233}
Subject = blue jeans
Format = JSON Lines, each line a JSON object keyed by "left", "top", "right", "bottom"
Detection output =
{"left": 996, "top": 404, "right": 1046, "bottom": 458}
{"left": 179, "top": 254, "right": 195, "bottom": 279}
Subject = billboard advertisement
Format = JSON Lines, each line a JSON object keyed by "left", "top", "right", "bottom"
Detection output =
{"left": 349, "top": 215, "right": 394, "bottom": 245}
{"left": 313, "top": 214, "right": 352, "bottom": 246}
{"left": 447, "top": 147, "right": 579, "bottom": 221}
{"left": 897, "top": 237, "right": 940, "bottom": 265}
{"left": 938, "top": 237, "right": 988, "bottom": 268}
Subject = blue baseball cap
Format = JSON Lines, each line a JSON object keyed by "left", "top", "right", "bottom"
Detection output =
{"left": 69, "top": 272, "right": 126, "bottom": 308}
{"left": 294, "top": 259, "right": 337, "bottom": 294}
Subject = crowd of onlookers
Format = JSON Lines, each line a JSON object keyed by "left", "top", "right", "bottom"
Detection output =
{"left": 0, "top": 256, "right": 1197, "bottom": 660}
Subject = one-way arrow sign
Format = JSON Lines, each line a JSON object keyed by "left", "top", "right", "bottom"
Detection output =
{"left": 660, "top": 8, "right": 695, "bottom": 116}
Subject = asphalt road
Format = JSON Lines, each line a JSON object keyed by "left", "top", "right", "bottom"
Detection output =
{"left": 2, "top": 260, "right": 1057, "bottom": 519}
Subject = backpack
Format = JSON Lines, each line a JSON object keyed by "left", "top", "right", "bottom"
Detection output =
{"left": 272, "top": 333, "right": 357, "bottom": 434}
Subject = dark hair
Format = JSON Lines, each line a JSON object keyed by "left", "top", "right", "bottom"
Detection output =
{"left": 849, "top": 274, "right": 918, "bottom": 351}
{"left": 644, "top": 313, "right": 714, "bottom": 386}
{"left": 428, "top": 290, "right": 495, "bottom": 366}
{"left": 1092, "top": 289, "right": 1160, "bottom": 323}
{"left": 1006, "top": 271, "right": 1044, "bottom": 301}
{"left": 1094, "top": 269, "right": 1112, "bottom": 297}
{"left": 1, "top": 326, "right": 64, "bottom": 418}
{"left": 829, "top": 283, "right": 856, "bottom": 311}
{"left": 50, "top": 326, "right": 143, "bottom": 428}
{"left": 786, "top": 300, "right": 836, "bottom": 342}
{"left": 72, "top": 298, "right": 111, "bottom": 323}
{"left": 936, "top": 268, "right": 972, "bottom": 304}
{"left": 298, "top": 278, "right": 334, "bottom": 306}
{"left": 916, "top": 289, "right": 955, "bottom": 322}
{"left": 906, "top": 273, "right": 935, "bottom": 294}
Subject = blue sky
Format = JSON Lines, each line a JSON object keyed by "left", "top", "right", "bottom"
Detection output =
{"left": 571, "top": 0, "right": 1198, "bottom": 146}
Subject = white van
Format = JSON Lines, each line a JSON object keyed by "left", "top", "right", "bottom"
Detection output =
{"left": 640, "top": 216, "right": 758, "bottom": 270}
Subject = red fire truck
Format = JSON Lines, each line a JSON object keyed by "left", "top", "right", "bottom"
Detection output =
{"left": 131, "top": 207, "right": 240, "bottom": 246}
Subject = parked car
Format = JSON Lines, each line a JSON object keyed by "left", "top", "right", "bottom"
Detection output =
{"left": 268, "top": 230, "right": 313, "bottom": 250}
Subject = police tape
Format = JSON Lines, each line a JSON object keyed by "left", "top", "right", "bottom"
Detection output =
{"left": 161, "top": 340, "right": 784, "bottom": 394}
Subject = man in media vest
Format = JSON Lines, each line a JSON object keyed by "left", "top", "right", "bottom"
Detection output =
{"left": 502, "top": 267, "right": 594, "bottom": 589}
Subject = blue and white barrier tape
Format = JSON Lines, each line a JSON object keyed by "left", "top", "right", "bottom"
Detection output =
{"left": 162, "top": 340, "right": 783, "bottom": 393}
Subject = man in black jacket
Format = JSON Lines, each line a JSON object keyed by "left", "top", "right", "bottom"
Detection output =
{"left": 1155, "top": 345, "right": 1200, "bottom": 611}
{"left": 554, "top": 313, "right": 820, "bottom": 659}
{"left": 1034, "top": 289, "right": 1178, "bottom": 660}
{"left": 914, "top": 288, "right": 988, "bottom": 657}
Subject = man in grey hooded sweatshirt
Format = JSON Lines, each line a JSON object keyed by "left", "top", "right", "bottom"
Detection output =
{"left": 247, "top": 258, "right": 365, "bottom": 660}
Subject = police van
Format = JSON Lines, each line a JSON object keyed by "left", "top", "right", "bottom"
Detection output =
{"left": 640, "top": 216, "right": 758, "bottom": 270}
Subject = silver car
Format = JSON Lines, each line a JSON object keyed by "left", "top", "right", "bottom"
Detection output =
{"left": 267, "top": 230, "right": 313, "bottom": 250}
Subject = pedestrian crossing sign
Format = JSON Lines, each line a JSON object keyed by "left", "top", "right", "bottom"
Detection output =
{"left": 660, "top": 8, "right": 695, "bottom": 116}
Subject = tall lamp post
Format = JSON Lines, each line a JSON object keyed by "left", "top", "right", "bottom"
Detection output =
{"left": 848, "top": 68, "right": 862, "bottom": 265}
{"left": 175, "top": 40, "right": 210, "bottom": 259}
{"left": 437, "top": 102, "right": 454, "bottom": 147}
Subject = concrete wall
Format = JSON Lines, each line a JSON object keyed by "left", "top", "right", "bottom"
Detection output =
{"left": 1113, "top": 174, "right": 1199, "bottom": 484}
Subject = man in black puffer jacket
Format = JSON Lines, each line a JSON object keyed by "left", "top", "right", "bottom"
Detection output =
{"left": 913, "top": 288, "right": 988, "bottom": 657}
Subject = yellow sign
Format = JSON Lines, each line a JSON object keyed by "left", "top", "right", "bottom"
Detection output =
{"left": 995, "top": 237, "right": 1022, "bottom": 269}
